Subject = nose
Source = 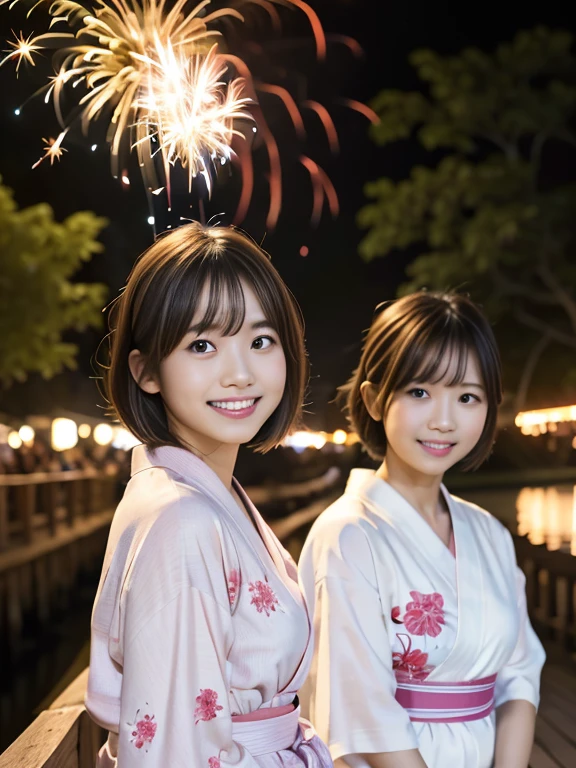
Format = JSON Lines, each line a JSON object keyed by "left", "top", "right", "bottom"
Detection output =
{"left": 427, "top": 395, "right": 456, "bottom": 433}
{"left": 220, "top": 343, "right": 255, "bottom": 390}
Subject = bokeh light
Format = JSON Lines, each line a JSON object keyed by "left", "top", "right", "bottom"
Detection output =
{"left": 51, "top": 418, "right": 78, "bottom": 451}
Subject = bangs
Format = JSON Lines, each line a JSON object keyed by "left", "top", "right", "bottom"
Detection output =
{"left": 189, "top": 257, "right": 248, "bottom": 337}
{"left": 394, "top": 321, "right": 474, "bottom": 391}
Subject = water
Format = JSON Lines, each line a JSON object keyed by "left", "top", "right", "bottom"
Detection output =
{"left": 456, "top": 484, "right": 576, "bottom": 555}
{"left": 0, "top": 575, "right": 97, "bottom": 753}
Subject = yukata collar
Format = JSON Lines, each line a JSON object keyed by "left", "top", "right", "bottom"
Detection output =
{"left": 131, "top": 443, "right": 231, "bottom": 506}
{"left": 344, "top": 467, "right": 453, "bottom": 557}
{"left": 345, "top": 467, "right": 485, "bottom": 681}
{"left": 130, "top": 444, "right": 287, "bottom": 577}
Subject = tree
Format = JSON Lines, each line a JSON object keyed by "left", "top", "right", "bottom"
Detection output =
{"left": 358, "top": 28, "right": 576, "bottom": 410}
{"left": 0, "top": 177, "right": 108, "bottom": 386}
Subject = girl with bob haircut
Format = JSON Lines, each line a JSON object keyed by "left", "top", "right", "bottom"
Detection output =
{"left": 86, "top": 222, "right": 332, "bottom": 768}
{"left": 299, "top": 291, "right": 544, "bottom": 768}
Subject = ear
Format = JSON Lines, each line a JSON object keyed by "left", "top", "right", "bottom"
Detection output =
{"left": 360, "top": 381, "right": 382, "bottom": 422}
{"left": 128, "top": 349, "right": 161, "bottom": 395}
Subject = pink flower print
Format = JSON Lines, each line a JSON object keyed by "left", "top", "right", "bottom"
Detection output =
{"left": 194, "top": 688, "right": 223, "bottom": 724}
{"left": 403, "top": 591, "right": 445, "bottom": 638}
{"left": 392, "top": 634, "right": 434, "bottom": 682}
{"left": 391, "top": 606, "right": 403, "bottom": 624}
{"left": 249, "top": 577, "right": 279, "bottom": 617}
{"left": 208, "top": 758, "right": 221, "bottom": 768}
{"left": 228, "top": 569, "right": 240, "bottom": 606}
{"left": 128, "top": 708, "right": 157, "bottom": 750}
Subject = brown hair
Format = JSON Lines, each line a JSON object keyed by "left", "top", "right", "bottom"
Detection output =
{"left": 102, "top": 222, "right": 308, "bottom": 453}
{"left": 340, "top": 291, "right": 502, "bottom": 471}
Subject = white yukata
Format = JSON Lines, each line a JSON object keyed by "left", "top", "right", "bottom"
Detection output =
{"left": 298, "top": 469, "right": 545, "bottom": 768}
{"left": 86, "top": 444, "right": 332, "bottom": 768}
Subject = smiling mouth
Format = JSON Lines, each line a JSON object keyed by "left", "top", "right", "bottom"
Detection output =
{"left": 418, "top": 440, "right": 456, "bottom": 449}
{"left": 208, "top": 397, "right": 261, "bottom": 411}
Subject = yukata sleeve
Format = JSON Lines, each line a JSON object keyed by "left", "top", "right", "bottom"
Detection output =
{"left": 494, "top": 528, "right": 546, "bottom": 711}
{"left": 117, "top": 585, "right": 260, "bottom": 768}
{"left": 300, "top": 520, "right": 419, "bottom": 761}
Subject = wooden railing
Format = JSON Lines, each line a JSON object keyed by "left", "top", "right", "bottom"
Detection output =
{"left": 0, "top": 470, "right": 120, "bottom": 657}
{"left": 514, "top": 534, "right": 576, "bottom": 657}
{"left": 0, "top": 668, "right": 105, "bottom": 768}
{"left": 0, "top": 469, "right": 119, "bottom": 551}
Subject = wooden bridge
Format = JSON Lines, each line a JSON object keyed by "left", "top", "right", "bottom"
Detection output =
{"left": 1, "top": 469, "right": 576, "bottom": 767}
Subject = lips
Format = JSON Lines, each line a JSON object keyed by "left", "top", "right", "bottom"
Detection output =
{"left": 207, "top": 396, "right": 262, "bottom": 420}
{"left": 417, "top": 440, "right": 456, "bottom": 457}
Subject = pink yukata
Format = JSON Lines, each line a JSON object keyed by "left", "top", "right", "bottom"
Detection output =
{"left": 86, "top": 445, "right": 332, "bottom": 768}
{"left": 298, "top": 469, "right": 545, "bottom": 768}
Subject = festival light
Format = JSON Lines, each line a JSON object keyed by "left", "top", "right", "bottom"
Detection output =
{"left": 78, "top": 423, "right": 92, "bottom": 439}
{"left": 332, "top": 429, "right": 347, "bottom": 445}
{"left": 51, "top": 418, "right": 78, "bottom": 451}
{"left": 112, "top": 427, "right": 140, "bottom": 450}
{"left": 8, "top": 431, "right": 23, "bottom": 450}
{"left": 515, "top": 405, "right": 576, "bottom": 435}
{"left": 18, "top": 425, "right": 35, "bottom": 444}
{"left": 93, "top": 423, "right": 114, "bottom": 446}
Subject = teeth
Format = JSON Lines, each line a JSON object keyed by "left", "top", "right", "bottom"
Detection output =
{"left": 210, "top": 399, "right": 256, "bottom": 411}
{"left": 421, "top": 441, "right": 452, "bottom": 449}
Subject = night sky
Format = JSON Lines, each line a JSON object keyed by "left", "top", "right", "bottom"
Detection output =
{"left": 0, "top": 1, "right": 573, "bottom": 429}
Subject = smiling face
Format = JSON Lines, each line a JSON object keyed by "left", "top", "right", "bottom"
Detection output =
{"left": 381, "top": 350, "right": 489, "bottom": 480}
{"left": 131, "top": 280, "right": 287, "bottom": 457}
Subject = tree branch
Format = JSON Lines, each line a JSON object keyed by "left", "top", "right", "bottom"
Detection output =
{"left": 514, "top": 332, "right": 552, "bottom": 413}
{"left": 513, "top": 308, "right": 576, "bottom": 349}
{"left": 536, "top": 262, "right": 576, "bottom": 334}
{"left": 490, "top": 265, "right": 557, "bottom": 305}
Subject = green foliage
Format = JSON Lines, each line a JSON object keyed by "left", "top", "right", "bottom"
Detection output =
{"left": 358, "top": 28, "right": 576, "bottom": 406}
{"left": 0, "top": 178, "right": 108, "bottom": 386}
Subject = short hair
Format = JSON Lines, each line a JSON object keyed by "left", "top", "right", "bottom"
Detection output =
{"left": 340, "top": 291, "right": 502, "bottom": 471}
{"left": 102, "top": 222, "right": 308, "bottom": 453}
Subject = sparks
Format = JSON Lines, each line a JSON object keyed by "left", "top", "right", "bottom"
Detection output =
{"left": 32, "top": 131, "right": 68, "bottom": 168}
{"left": 1, "top": 0, "right": 373, "bottom": 229}
{"left": 2, "top": 31, "right": 44, "bottom": 72}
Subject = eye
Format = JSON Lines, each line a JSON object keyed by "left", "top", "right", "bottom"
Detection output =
{"left": 460, "top": 393, "right": 481, "bottom": 404}
{"left": 189, "top": 339, "right": 216, "bottom": 354}
{"left": 407, "top": 388, "right": 429, "bottom": 399}
{"left": 252, "top": 335, "right": 275, "bottom": 350}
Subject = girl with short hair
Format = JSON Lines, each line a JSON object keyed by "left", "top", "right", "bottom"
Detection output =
{"left": 86, "top": 222, "right": 332, "bottom": 768}
{"left": 299, "top": 291, "right": 544, "bottom": 768}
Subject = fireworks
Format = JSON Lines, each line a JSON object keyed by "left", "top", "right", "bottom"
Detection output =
{"left": 1, "top": 0, "right": 378, "bottom": 229}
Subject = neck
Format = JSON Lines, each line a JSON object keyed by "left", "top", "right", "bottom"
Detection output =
{"left": 376, "top": 452, "right": 445, "bottom": 524}
{"left": 170, "top": 425, "right": 239, "bottom": 490}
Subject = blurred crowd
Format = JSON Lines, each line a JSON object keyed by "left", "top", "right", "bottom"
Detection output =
{"left": 0, "top": 437, "right": 131, "bottom": 478}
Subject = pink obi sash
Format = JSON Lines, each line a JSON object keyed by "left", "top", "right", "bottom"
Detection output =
{"left": 231, "top": 704, "right": 332, "bottom": 764}
{"left": 395, "top": 674, "right": 497, "bottom": 723}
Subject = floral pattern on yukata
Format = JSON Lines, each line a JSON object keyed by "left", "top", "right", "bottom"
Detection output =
{"left": 128, "top": 707, "right": 157, "bottom": 750}
{"left": 228, "top": 569, "right": 240, "bottom": 607}
{"left": 249, "top": 577, "right": 279, "bottom": 616}
{"left": 392, "top": 591, "right": 445, "bottom": 637}
{"left": 392, "top": 633, "right": 434, "bottom": 682}
{"left": 194, "top": 689, "right": 223, "bottom": 724}
{"left": 208, "top": 758, "right": 221, "bottom": 768}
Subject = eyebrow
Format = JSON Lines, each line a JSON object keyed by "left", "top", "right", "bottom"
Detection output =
{"left": 187, "top": 319, "right": 275, "bottom": 335}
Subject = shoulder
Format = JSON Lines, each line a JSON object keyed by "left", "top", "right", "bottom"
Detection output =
{"left": 448, "top": 489, "right": 515, "bottom": 551}
{"left": 300, "top": 493, "right": 377, "bottom": 582}
{"left": 116, "top": 469, "right": 231, "bottom": 594}
{"left": 124, "top": 464, "right": 223, "bottom": 529}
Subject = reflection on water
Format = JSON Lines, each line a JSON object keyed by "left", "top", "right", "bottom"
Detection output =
{"left": 458, "top": 484, "right": 576, "bottom": 555}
